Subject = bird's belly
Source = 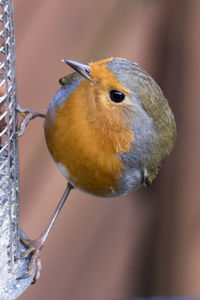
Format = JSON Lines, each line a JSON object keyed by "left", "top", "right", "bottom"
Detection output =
{"left": 55, "top": 153, "right": 123, "bottom": 197}
{"left": 45, "top": 127, "right": 124, "bottom": 197}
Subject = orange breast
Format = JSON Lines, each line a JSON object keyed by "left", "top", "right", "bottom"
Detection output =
{"left": 45, "top": 65, "right": 134, "bottom": 197}
{"left": 45, "top": 84, "right": 124, "bottom": 196}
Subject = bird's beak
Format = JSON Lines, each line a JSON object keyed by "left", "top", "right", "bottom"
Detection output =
{"left": 62, "top": 59, "right": 92, "bottom": 81}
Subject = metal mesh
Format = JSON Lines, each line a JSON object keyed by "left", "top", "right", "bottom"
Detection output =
{"left": 0, "top": 1, "right": 35, "bottom": 298}
{"left": 0, "top": 0, "right": 19, "bottom": 276}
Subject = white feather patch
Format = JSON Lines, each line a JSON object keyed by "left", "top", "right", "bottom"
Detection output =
{"left": 57, "top": 162, "right": 70, "bottom": 179}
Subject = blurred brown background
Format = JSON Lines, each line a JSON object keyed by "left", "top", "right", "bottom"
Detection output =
{"left": 14, "top": 0, "right": 200, "bottom": 299}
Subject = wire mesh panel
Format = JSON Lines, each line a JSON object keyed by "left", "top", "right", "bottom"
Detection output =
{"left": 0, "top": 0, "right": 19, "bottom": 271}
{"left": 0, "top": 0, "right": 34, "bottom": 298}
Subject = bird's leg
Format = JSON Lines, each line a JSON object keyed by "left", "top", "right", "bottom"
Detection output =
{"left": 19, "top": 182, "right": 74, "bottom": 284}
{"left": 16, "top": 104, "right": 45, "bottom": 136}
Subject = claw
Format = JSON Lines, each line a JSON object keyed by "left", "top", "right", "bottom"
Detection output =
{"left": 21, "top": 246, "right": 35, "bottom": 258}
{"left": 18, "top": 236, "right": 43, "bottom": 284}
{"left": 32, "top": 255, "right": 42, "bottom": 284}
{"left": 16, "top": 104, "right": 45, "bottom": 136}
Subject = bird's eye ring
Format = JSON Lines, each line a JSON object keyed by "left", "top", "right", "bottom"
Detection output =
{"left": 109, "top": 90, "right": 125, "bottom": 103}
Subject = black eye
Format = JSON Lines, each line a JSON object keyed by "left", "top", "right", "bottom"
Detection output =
{"left": 109, "top": 90, "right": 125, "bottom": 103}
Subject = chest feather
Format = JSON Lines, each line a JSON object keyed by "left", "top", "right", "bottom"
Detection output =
{"left": 44, "top": 81, "right": 134, "bottom": 195}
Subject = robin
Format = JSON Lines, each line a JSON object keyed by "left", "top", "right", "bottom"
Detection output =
{"left": 17, "top": 57, "right": 176, "bottom": 283}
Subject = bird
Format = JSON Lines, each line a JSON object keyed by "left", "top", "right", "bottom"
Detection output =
{"left": 18, "top": 57, "right": 176, "bottom": 283}
{"left": 45, "top": 57, "right": 176, "bottom": 195}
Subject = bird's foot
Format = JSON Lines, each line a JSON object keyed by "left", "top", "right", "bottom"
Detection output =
{"left": 18, "top": 233, "right": 43, "bottom": 284}
{"left": 16, "top": 104, "right": 45, "bottom": 136}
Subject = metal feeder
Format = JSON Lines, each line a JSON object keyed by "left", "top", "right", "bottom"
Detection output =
{"left": 0, "top": 0, "right": 34, "bottom": 299}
